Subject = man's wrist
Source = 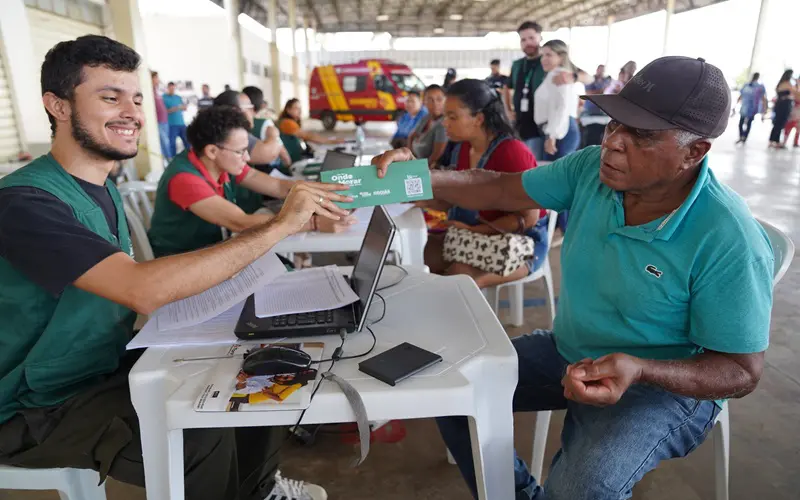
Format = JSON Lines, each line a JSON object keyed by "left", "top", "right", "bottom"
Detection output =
{"left": 264, "top": 218, "right": 292, "bottom": 240}
{"left": 632, "top": 356, "right": 652, "bottom": 385}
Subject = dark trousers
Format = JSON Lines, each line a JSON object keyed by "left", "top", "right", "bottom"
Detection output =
{"left": 739, "top": 114, "right": 755, "bottom": 141}
{"left": 580, "top": 123, "right": 606, "bottom": 148}
{"left": 770, "top": 102, "right": 792, "bottom": 143}
{"left": 0, "top": 356, "right": 282, "bottom": 500}
{"left": 169, "top": 124, "right": 189, "bottom": 157}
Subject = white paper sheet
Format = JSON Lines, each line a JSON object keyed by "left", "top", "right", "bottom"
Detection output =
{"left": 155, "top": 252, "right": 287, "bottom": 332}
{"left": 253, "top": 265, "right": 359, "bottom": 318}
{"left": 127, "top": 301, "right": 245, "bottom": 349}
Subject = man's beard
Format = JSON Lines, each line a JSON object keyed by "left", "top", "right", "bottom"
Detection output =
{"left": 523, "top": 45, "right": 539, "bottom": 57}
{"left": 71, "top": 111, "right": 139, "bottom": 161}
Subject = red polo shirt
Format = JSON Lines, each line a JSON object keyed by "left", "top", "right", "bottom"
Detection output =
{"left": 168, "top": 150, "right": 251, "bottom": 210}
{"left": 455, "top": 139, "right": 545, "bottom": 220}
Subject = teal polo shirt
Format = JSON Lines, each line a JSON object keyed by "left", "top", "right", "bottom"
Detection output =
{"left": 162, "top": 94, "right": 186, "bottom": 126}
{"left": 522, "top": 146, "right": 774, "bottom": 364}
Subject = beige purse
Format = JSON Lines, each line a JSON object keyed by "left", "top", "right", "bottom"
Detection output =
{"left": 442, "top": 217, "right": 534, "bottom": 276}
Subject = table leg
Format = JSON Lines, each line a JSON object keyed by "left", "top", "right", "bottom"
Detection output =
{"left": 468, "top": 368, "right": 517, "bottom": 500}
{"left": 399, "top": 215, "right": 427, "bottom": 266}
{"left": 130, "top": 366, "right": 186, "bottom": 499}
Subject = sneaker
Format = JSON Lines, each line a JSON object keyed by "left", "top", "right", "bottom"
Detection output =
{"left": 264, "top": 470, "right": 327, "bottom": 500}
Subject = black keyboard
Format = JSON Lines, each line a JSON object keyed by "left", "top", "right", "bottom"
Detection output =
{"left": 271, "top": 310, "right": 336, "bottom": 328}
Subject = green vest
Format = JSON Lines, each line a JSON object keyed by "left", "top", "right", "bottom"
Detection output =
{"left": 148, "top": 151, "right": 239, "bottom": 257}
{"left": 0, "top": 154, "right": 136, "bottom": 424}
{"left": 278, "top": 118, "right": 306, "bottom": 163}
{"left": 252, "top": 118, "right": 268, "bottom": 140}
{"left": 510, "top": 57, "right": 546, "bottom": 109}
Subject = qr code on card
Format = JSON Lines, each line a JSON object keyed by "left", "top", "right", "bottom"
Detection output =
{"left": 404, "top": 177, "right": 423, "bottom": 197}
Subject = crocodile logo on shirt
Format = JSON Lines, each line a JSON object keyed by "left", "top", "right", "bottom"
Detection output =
{"left": 645, "top": 265, "right": 663, "bottom": 278}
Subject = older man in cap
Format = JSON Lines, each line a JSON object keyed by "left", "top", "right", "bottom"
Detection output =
{"left": 372, "top": 56, "right": 774, "bottom": 499}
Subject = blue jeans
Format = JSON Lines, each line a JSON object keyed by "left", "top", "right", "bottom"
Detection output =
{"left": 157, "top": 122, "right": 171, "bottom": 160}
{"left": 169, "top": 124, "right": 188, "bottom": 158}
{"left": 544, "top": 118, "right": 580, "bottom": 162}
{"left": 437, "top": 331, "right": 720, "bottom": 500}
{"left": 544, "top": 118, "right": 580, "bottom": 233}
{"left": 524, "top": 137, "right": 545, "bottom": 162}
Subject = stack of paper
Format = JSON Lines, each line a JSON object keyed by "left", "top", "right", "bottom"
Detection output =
{"left": 254, "top": 266, "right": 359, "bottom": 318}
{"left": 156, "top": 252, "right": 287, "bottom": 331}
{"left": 126, "top": 252, "right": 287, "bottom": 350}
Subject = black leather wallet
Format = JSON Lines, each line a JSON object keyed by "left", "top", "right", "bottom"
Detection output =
{"left": 358, "top": 342, "right": 443, "bottom": 386}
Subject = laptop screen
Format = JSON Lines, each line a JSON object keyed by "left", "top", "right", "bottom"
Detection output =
{"left": 351, "top": 206, "right": 396, "bottom": 330}
{"left": 321, "top": 150, "right": 357, "bottom": 172}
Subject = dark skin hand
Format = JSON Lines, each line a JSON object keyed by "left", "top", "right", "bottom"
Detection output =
{"left": 562, "top": 350, "right": 764, "bottom": 406}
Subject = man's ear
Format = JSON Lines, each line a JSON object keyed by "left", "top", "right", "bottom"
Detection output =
{"left": 683, "top": 139, "right": 712, "bottom": 171}
{"left": 42, "top": 92, "right": 71, "bottom": 128}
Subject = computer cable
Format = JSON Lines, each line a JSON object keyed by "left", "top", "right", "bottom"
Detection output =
{"left": 377, "top": 265, "right": 409, "bottom": 291}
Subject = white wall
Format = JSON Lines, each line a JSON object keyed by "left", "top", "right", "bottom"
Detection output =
{"left": 0, "top": 0, "right": 51, "bottom": 147}
{"left": 141, "top": 10, "right": 307, "bottom": 117}
{"left": 142, "top": 13, "right": 236, "bottom": 98}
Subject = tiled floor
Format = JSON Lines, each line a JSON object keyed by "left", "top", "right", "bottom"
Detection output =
{"left": 3, "top": 119, "right": 799, "bottom": 499}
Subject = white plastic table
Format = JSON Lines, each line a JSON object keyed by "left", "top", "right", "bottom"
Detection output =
{"left": 272, "top": 206, "right": 427, "bottom": 266}
{"left": 129, "top": 268, "right": 518, "bottom": 500}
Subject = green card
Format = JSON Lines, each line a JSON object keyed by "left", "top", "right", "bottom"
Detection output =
{"left": 320, "top": 159, "right": 433, "bottom": 209}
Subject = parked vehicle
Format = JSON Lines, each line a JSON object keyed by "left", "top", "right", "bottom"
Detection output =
{"left": 309, "top": 59, "right": 426, "bottom": 130}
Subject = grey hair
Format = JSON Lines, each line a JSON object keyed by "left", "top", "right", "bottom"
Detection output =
{"left": 675, "top": 129, "right": 711, "bottom": 147}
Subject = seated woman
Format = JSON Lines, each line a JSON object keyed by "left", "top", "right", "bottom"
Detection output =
{"left": 408, "top": 84, "right": 448, "bottom": 167}
{"left": 391, "top": 90, "right": 428, "bottom": 149}
{"left": 148, "top": 106, "right": 354, "bottom": 257}
{"left": 278, "top": 98, "right": 343, "bottom": 162}
{"left": 240, "top": 85, "right": 293, "bottom": 169}
{"left": 213, "top": 89, "right": 290, "bottom": 214}
{"left": 213, "top": 90, "right": 284, "bottom": 166}
{"left": 422, "top": 79, "right": 549, "bottom": 289}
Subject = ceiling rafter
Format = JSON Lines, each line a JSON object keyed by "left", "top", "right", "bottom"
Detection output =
{"left": 305, "top": 0, "right": 322, "bottom": 27}
{"left": 546, "top": 0, "right": 625, "bottom": 29}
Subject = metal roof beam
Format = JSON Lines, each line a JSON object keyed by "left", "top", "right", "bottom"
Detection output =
{"left": 305, "top": 0, "right": 322, "bottom": 27}
{"left": 546, "top": 0, "right": 626, "bottom": 28}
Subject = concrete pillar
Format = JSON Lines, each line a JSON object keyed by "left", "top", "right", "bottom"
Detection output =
{"left": 662, "top": 0, "right": 675, "bottom": 56}
{"left": 108, "top": 0, "right": 163, "bottom": 177}
{"left": 224, "top": 0, "right": 245, "bottom": 89}
{"left": 303, "top": 18, "right": 311, "bottom": 81}
{"left": 0, "top": 0, "right": 47, "bottom": 150}
{"left": 289, "top": 0, "right": 300, "bottom": 99}
{"left": 605, "top": 16, "right": 614, "bottom": 68}
{"left": 268, "top": 0, "right": 281, "bottom": 113}
{"left": 748, "top": 0, "right": 771, "bottom": 78}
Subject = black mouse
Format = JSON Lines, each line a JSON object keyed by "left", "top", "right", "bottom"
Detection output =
{"left": 242, "top": 345, "right": 312, "bottom": 376}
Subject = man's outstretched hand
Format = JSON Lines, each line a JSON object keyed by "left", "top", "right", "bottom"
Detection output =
{"left": 371, "top": 147, "right": 416, "bottom": 178}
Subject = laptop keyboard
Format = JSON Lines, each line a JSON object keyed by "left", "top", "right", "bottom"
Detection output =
{"left": 271, "top": 310, "right": 335, "bottom": 328}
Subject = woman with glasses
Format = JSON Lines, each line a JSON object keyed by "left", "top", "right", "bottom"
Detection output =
{"left": 148, "top": 106, "right": 355, "bottom": 257}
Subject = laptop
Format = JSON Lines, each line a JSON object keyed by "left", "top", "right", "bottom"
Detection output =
{"left": 234, "top": 205, "right": 397, "bottom": 339}
{"left": 302, "top": 149, "right": 357, "bottom": 177}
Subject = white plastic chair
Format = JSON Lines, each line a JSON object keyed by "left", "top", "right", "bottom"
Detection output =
{"left": 119, "top": 159, "right": 139, "bottom": 183}
{"left": 527, "top": 218, "right": 793, "bottom": 500}
{"left": 125, "top": 203, "right": 154, "bottom": 262}
{"left": 118, "top": 181, "right": 157, "bottom": 230}
{"left": 484, "top": 210, "right": 559, "bottom": 327}
{"left": 0, "top": 465, "right": 106, "bottom": 500}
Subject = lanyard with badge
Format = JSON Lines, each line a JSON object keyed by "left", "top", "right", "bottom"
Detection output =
{"left": 519, "top": 61, "right": 536, "bottom": 113}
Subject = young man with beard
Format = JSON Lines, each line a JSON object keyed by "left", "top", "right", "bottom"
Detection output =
{"left": 0, "top": 35, "right": 348, "bottom": 500}
{"left": 505, "top": 21, "right": 578, "bottom": 160}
